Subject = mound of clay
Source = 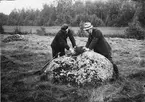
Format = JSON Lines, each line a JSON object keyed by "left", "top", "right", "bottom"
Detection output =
{"left": 45, "top": 48, "right": 113, "bottom": 87}
{"left": 2, "top": 34, "right": 25, "bottom": 43}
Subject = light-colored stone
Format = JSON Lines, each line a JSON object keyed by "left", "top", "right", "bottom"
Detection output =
{"left": 45, "top": 49, "right": 113, "bottom": 86}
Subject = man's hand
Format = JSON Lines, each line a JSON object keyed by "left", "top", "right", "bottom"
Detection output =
{"left": 69, "top": 48, "right": 75, "bottom": 54}
{"left": 83, "top": 46, "right": 90, "bottom": 51}
{"left": 65, "top": 48, "right": 75, "bottom": 56}
{"left": 74, "top": 46, "right": 77, "bottom": 49}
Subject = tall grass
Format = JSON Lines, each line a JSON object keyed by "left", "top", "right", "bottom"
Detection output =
{"left": 125, "top": 22, "right": 145, "bottom": 40}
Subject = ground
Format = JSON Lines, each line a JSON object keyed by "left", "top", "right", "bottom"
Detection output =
{"left": 1, "top": 34, "right": 145, "bottom": 102}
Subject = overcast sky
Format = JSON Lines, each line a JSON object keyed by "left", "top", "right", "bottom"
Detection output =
{"left": 0, "top": 0, "right": 107, "bottom": 15}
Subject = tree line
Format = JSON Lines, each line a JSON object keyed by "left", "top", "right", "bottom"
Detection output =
{"left": 0, "top": 0, "right": 145, "bottom": 27}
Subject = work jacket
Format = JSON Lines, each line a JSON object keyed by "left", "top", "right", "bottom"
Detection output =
{"left": 86, "top": 28, "right": 111, "bottom": 57}
{"left": 51, "top": 29, "right": 76, "bottom": 50}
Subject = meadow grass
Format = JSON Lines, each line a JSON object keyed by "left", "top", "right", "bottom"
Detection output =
{"left": 1, "top": 34, "right": 145, "bottom": 102}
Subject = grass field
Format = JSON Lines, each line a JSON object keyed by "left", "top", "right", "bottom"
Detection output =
{"left": 3, "top": 26, "right": 126, "bottom": 36}
{"left": 1, "top": 33, "right": 145, "bottom": 102}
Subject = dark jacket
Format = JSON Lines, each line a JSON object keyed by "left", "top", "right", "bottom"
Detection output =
{"left": 51, "top": 29, "right": 76, "bottom": 50}
{"left": 86, "top": 28, "right": 111, "bottom": 57}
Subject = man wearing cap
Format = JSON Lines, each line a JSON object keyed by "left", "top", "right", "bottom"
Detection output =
{"left": 83, "top": 22, "right": 119, "bottom": 79}
{"left": 51, "top": 24, "right": 76, "bottom": 58}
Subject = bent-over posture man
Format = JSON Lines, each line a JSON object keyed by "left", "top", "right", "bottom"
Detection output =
{"left": 51, "top": 24, "right": 76, "bottom": 58}
{"left": 83, "top": 22, "right": 119, "bottom": 79}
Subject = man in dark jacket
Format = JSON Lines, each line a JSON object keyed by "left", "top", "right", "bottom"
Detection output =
{"left": 83, "top": 22, "right": 119, "bottom": 79}
{"left": 51, "top": 24, "right": 76, "bottom": 58}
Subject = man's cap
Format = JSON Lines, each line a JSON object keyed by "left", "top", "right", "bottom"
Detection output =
{"left": 61, "top": 24, "right": 69, "bottom": 30}
{"left": 83, "top": 22, "right": 93, "bottom": 31}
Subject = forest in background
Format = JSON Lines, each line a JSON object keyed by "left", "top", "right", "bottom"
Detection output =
{"left": 0, "top": 0, "right": 145, "bottom": 27}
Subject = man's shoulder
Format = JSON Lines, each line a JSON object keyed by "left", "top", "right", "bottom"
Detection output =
{"left": 57, "top": 29, "right": 63, "bottom": 34}
{"left": 93, "top": 28, "right": 102, "bottom": 33}
{"left": 93, "top": 28, "right": 102, "bottom": 36}
{"left": 57, "top": 30, "right": 64, "bottom": 35}
{"left": 68, "top": 29, "right": 74, "bottom": 35}
{"left": 68, "top": 29, "right": 74, "bottom": 33}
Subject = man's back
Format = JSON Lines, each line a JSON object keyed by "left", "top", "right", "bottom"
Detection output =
{"left": 87, "top": 28, "right": 111, "bottom": 57}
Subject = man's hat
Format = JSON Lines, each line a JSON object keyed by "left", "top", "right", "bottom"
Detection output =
{"left": 61, "top": 24, "right": 69, "bottom": 30}
{"left": 83, "top": 22, "right": 93, "bottom": 31}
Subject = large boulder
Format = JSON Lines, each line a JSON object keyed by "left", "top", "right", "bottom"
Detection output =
{"left": 45, "top": 47, "right": 114, "bottom": 87}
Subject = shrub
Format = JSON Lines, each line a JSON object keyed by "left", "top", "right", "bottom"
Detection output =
{"left": 77, "top": 22, "right": 88, "bottom": 37}
{"left": 89, "top": 15, "right": 105, "bottom": 27}
{"left": 72, "top": 14, "right": 105, "bottom": 27}
{"left": 14, "top": 26, "right": 22, "bottom": 34}
{"left": 0, "top": 24, "right": 4, "bottom": 34}
{"left": 77, "top": 29, "right": 88, "bottom": 37}
{"left": 125, "top": 22, "right": 145, "bottom": 40}
{"left": 36, "top": 27, "right": 47, "bottom": 36}
{"left": 14, "top": 26, "right": 30, "bottom": 35}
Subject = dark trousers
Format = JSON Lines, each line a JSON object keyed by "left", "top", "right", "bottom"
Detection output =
{"left": 105, "top": 54, "right": 119, "bottom": 79}
{"left": 51, "top": 46, "right": 65, "bottom": 58}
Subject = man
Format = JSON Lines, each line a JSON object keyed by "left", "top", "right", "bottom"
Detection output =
{"left": 51, "top": 24, "right": 76, "bottom": 58}
{"left": 83, "top": 22, "right": 119, "bottom": 79}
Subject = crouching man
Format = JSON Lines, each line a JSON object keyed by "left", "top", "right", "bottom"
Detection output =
{"left": 83, "top": 22, "right": 119, "bottom": 79}
{"left": 51, "top": 24, "right": 76, "bottom": 58}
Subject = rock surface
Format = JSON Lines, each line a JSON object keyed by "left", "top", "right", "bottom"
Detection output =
{"left": 45, "top": 49, "right": 113, "bottom": 87}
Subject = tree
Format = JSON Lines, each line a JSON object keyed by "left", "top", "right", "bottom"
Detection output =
{"left": 124, "top": 0, "right": 145, "bottom": 40}
{"left": 0, "top": 24, "right": 4, "bottom": 34}
{"left": 131, "top": 0, "right": 145, "bottom": 26}
{"left": 55, "top": 0, "right": 74, "bottom": 25}
{"left": 110, "top": 1, "right": 135, "bottom": 26}
{"left": 0, "top": 13, "right": 8, "bottom": 25}
{"left": 7, "top": 9, "right": 19, "bottom": 25}
{"left": 2, "top": 0, "right": 143, "bottom": 27}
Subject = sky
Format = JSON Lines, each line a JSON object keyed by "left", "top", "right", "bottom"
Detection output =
{"left": 0, "top": 0, "right": 108, "bottom": 15}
